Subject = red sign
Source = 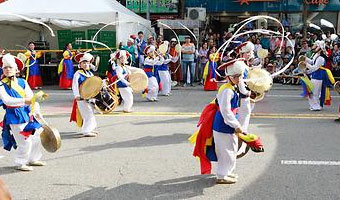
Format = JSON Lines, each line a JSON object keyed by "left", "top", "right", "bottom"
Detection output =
{"left": 234, "top": 0, "right": 280, "bottom": 5}
{"left": 305, "top": 0, "right": 329, "bottom": 5}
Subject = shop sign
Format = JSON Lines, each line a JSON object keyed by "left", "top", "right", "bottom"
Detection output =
{"left": 304, "top": 0, "right": 329, "bottom": 5}
{"left": 234, "top": 0, "right": 280, "bottom": 5}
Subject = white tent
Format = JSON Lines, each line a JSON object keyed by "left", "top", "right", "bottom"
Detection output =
{"left": 0, "top": 0, "right": 153, "bottom": 49}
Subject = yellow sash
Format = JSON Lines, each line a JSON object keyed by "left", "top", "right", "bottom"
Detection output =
{"left": 320, "top": 67, "right": 335, "bottom": 84}
{"left": 1, "top": 77, "right": 26, "bottom": 98}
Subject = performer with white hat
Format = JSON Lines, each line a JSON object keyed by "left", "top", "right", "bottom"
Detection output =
{"left": 212, "top": 59, "right": 246, "bottom": 184}
{"left": 304, "top": 40, "right": 334, "bottom": 111}
{"left": 143, "top": 45, "right": 164, "bottom": 101}
{"left": 236, "top": 41, "right": 255, "bottom": 132}
{"left": 70, "top": 53, "right": 98, "bottom": 137}
{"left": 158, "top": 41, "right": 177, "bottom": 96}
{"left": 191, "top": 58, "right": 246, "bottom": 184}
{"left": 0, "top": 54, "right": 45, "bottom": 171}
{"left": 115, "top": 50, "right": 133, "bottom": 112}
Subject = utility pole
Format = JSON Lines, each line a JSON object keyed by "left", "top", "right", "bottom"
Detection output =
{"left": 180, "top": 0, "right": 186, "bottom": 19}
{"left": 146, "top": 0, "right": 150, "bottom": 20}
{"left": 302, "top": 0, "right": 308, "bottom": 39}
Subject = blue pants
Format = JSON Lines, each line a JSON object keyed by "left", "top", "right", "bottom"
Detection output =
{"left": 181, "top": 60, "right": 195, "bottom": 84}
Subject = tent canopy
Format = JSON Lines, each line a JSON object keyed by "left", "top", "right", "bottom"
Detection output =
{"left": 0, "top": 0, "right": 152, "bottom": 47}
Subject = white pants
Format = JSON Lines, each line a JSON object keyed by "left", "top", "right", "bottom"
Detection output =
{"left": 146, "top": 76, "right": 159, "bottom": 100}
{"left": 10, "top": 123, "right": 43, "bottom": 166}
{"left": 138, "top": 55, "right": 145, "bottom": 69}
{"left": 238, "top": 97, "right": 253, "bottom": 132}
{"left": 118, "top": 87, "right": 133, "bottom": 112}
{"left": 308, "top": 79, "right": 322, "bottom": 110}
{"left": 213, "top": 131, "right": 238, "bottom": 179}
{"left": 159, "top": 70, "right": 171, "bottom": 95}
{"left": 77, "top": 100, "right": 97, "bottom": 134}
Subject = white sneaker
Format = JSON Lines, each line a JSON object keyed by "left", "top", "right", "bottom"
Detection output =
{"left": 83, "top": 132, "right": 97, "bottom": 137}
{"left": 29, "top": 161, "right": 46, "bottom": 166}
{"left": 216, "top": 177, "right": 237, "bottom": 184}
{"left": 17, "top": 165, "right": 33, "bottom": 171}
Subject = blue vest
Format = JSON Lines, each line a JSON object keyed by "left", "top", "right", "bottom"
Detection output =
{"left": 158, "top": 63, "right": 169, "bottom": 71}
{"left": 213, "top": 87, "right": 239, "bottom": 134}
{"left": 144, "top": 64, "right": 154, "bottom": 78}
{"left": 311, "top": 56, "right": 325, "bottom": 80}
{"left": 77, "top": 70, "right": 93, "bottom": 86}
{"left": 117, "top": 67, "right": 129, "bottom": 88}
{"left": 1, "top": 78, "right": 31, "bottom": 124}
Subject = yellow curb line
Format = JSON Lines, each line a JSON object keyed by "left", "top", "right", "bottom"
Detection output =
{"left": 1, "top": 112, "right": 336, "bottom": 119}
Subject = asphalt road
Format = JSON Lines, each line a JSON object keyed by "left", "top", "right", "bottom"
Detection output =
{"left": 0, "top": 84, "right": 339, "bottom": 200}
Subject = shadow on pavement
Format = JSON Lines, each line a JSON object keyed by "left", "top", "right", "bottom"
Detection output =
{"left": 60, "top": 132, "right": 84, "bottom": 140}
{"left": 80, "top": 133, "right": 191, "bottom": 152}
{"left": 66, "top": 175, "right": 215, "bottom": 200}
{"left": 0, "top": 167, "right": 20, "bottom": 175}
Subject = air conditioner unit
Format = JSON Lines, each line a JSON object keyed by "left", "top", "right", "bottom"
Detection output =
{"left": 187, "top": 7, "right": 206, "bottom": 21}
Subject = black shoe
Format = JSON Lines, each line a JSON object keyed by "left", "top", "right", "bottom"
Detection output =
{"left": 335, "top": 118, "right": 340, "bottom": 123}
{"left": 190, "top": 84, "right": 195, "bottom": 87}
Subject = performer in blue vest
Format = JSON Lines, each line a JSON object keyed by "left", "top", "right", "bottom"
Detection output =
{"left": 70, "top": 53, "right": 98, "bottom": 137}
{"left": 0, "top": 54, "right": 45, "bottom": 171}
{"left": 305, "top": 40, "right": 335, "bottom": 111}
{"left": 143, "top": 45, "right": 164, "bottom": 101}
{"left": 191, "top": 58, "right": 246, "bottom": 184}
{"left": 212, "top": 59, "right": 246, "bottom": 184}
{"left": 115, "top": 50, "right": 133, "bottom": 113}
{"left": 158, "top": 45, "right": 177, "bottom": 96}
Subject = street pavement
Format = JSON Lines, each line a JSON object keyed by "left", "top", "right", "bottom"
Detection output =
{"left": 0, "top": 83, "right": 339, "bottom": 200}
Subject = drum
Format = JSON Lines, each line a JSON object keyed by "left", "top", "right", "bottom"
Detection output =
{"left": 93, "top": 86, "right": 119, "bottom": 114}
{"left": 79, "top": 76, "right": 102, "bottom": 99}
{"left": 40, "top": 125, "right": 61, "bottom": 153}
{"left": 128, "top": 67, "right": 148, "bottom": 93}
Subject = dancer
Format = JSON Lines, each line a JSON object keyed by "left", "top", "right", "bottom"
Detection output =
{"left": 191, "top": 58, "right": 247, "bottom": 184}
{"left": 159, "top": 51, "right": 177, "bottom": 96}
{"left": 169, "top": 38, "right": 181, "bottom": 85}
{"left": 58, "top": 43, "right": 75, "bottom": 89}
{"left": 304, "top": 40, "right": 335, "bottom": 111}
{"left": 115, "top": 50, "right": 133, "bottom": 112}
{"left": 143, "top": 45, "right": 163, "bottom": 101}
{"left": 202, "top": 46, "right": 219, "bottom": 91}
{"left": 24, "top": 42, "right": 43, "bottom": 89}
{"left": 0, "top": 54, "right": 45, "bottom": 171}
{"left": 70, "top": 53, "right": 98, "bottom": 137}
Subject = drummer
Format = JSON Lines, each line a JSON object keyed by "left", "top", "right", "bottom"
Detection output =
{"left": 70, "top": 53, "right": 98, "bottom": 137}
{"left": 0, "top": 54, "right": 45, "bottom": 171}
{"left": 115, "top": 50, "right": 133, "bottom": 112}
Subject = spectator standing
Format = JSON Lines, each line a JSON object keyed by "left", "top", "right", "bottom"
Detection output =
{"left": 181, "top": 36, "right": 196, "bottom": 86}
{"left": 136, "top": 31, "right": 147, "bottom": 68}
{"left": 121, "top": 38, "right": 138, "bottom": 67}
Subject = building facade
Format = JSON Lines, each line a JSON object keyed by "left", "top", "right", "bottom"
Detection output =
{"left": 185, "top": 0, "right": 340, "bottom": 33}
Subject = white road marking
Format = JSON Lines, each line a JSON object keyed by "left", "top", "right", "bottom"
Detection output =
{"left": 0, "top": 155, "right": 4, "bottom": 159}
{"left": 281, "top": 160, "right": 340, "bottom": 166}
